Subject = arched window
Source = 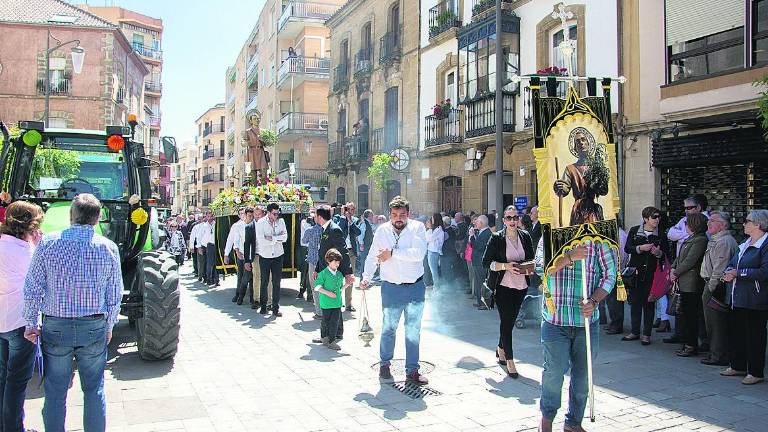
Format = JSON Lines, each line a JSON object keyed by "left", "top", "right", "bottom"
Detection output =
{"left": 336, "top": 187, "right": 346, "bottom": 204}
{"left": 358, "top": 184, "right": 369, "bottom": 210}
{"left": 385, "top": 180, "right": 401, "bottom": 205}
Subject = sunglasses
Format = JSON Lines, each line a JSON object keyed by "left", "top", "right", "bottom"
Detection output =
{"left": 504, "top": 215, "right": 520, "bottom": 221}
{"left": 684, "top": 205, "right": 698, "bottom": 210}
{"left": 650, "top": 214, "right": 660, "bottom": 219}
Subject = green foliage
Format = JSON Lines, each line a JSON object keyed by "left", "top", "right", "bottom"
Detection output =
{"left": 29, "top": 149, "right": 81, "bottom": 187}
{"left": 436, "top": 10, "right": 456, "bottom": 26}
{"left": 368, "top": 153, "right": 393, "bottom": 191}
{"left": 260, "top": 129, "right": 278, "bottom": 147}
{"left": 584, "top": 143, "right": 610, "bottom": 197}
{"left": 755, "top": 76, "right": 768, "bottom": 139}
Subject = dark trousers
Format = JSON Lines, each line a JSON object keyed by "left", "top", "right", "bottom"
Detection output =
{"left": 320, "top": 308, "right": 342, "bottom": 342}
{"left": 680, "top": 291, "right": 701, "bottom": 348}
{"left": 473, "top": 265, "right": 488, "bottom": 305}
{"left": 205, "top": 243, "right": 219, "bottom": 284}
{"left": 606, "top": 287, "right": 625, "bottom": 331}
{"left": 297, "top": 246, "right": 308, "bottom": 293}
{"left": 236, "top": 259, "right": 255, "bottom": 303}
{"left": 702, "top": 289, "right": 728, "bottom": 362}
{"left": 496, "top": 287, "right": 528, "bottom": 358}
{"left": 631, "top": 301, "right": 656, "bottom": 337}
{"left": 192, "top": 247, "right": 198, "bottom": 275}
{"left": 174, "top": 254, "right": 184, "bottom": 266}
{"left": 729, "top": 307, "right": 768, "bottom": 377}
{"left": 196, "top": 247, "right": 206, "bottom": 279}
{"left": 0, "top": 326, "right": 36, "bottom": 432}
{"left": 259, "top": 255, "right": 283, "bottom": 312}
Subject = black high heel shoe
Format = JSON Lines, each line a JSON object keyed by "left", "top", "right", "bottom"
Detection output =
{"left": 506, "top": 359, "right": 519, "bottom": 379}
{"left": 495, "top": 347, "right": 506, "bottom": 365}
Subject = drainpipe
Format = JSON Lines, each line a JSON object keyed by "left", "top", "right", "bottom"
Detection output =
{"left": 616, "top": 0, "right": 626, "bottom": 225}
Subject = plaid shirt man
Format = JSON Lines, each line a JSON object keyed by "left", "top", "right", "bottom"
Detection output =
{"left": 302, "top": 223, "right": 322, "bottom": 268}
{"left": 23, "top": 224, "right": 123, "bottom": 331}
{"left": 535, "top": 240, "right": 617, "bottom": 327}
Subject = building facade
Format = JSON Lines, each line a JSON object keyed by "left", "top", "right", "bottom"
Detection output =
{"left": 621, "top": 0, "right": 767, "bottom": 234}
{"left": 223, "top": 0, "right": 341, "bottom": 195}
{"left": 81, "top": 5, "right": 170, "bottom": 207}
{"left": 0, "top": 0, "right": 148, "bottom": 134}
{"left": 194, "top": 103, "right": 227, "bottom": 209}
{"left": 326, "top": 0, "right": 421, "bottom": 212}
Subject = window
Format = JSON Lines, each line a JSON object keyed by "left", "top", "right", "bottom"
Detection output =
{"left": 358, "top": 185, "right": 369, "bottom": 210}
{"left": 48, "top": 117, "right": 67, "bottom": 128}
{"left": 220, "top": 116, "right": 225, "bottom": 130}
{"left": 132, "top": 33, "right": 144, "bottom": 47}
{"left": 446, "top": 71, "right": 456, "bottom": 102}
{"left": 551, "top": 24, "right": 577, "bottom": 74}
{"left": 337, "top": 108, "right": 347, "bottom": 145}
{"left": 220, "top": 140, "right": 225, "bottom": 157}
{"left": 49, "top": 57, "right": 66, "bottom": 90}
{"left": 462, "top": 34, "right": 499, "bottom": 99}
{"left": 219, "top": 164, "right": 225, "bottom": 181}
{"left": 336, "top": 187, "right": 346, "bottom": 204}
{"left": 668, "top": 27, "right": 744, "bottom": 81}
{"left": 754, "top": 0, "right": 768, "bottom": 65}
{"left": 384, "top": 87, "right": 399, "bottom": 151}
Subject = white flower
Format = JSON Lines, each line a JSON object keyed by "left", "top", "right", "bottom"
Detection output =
{"left": 234, "top": 196, "right": 242, "bottom": 204}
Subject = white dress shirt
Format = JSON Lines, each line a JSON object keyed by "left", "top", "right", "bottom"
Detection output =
{"left": 198, "top": 221, "right": 215, "bottom": 246}
{"left": 427, "top": 226, "right": 445, "bottom": 254}
{"left": 300, "top": 218, "right": 312, "bottom": 247}
{"left": 189, "top": 223, "right": 202, "bottom": 249}
{"left": 255, "top": 216, "right": 288, "bottom": 258}
{"left": 363, "top": 219, "right": 428, "bottom": 284}
{"left": 225, "top": 220, "right": 246, "bottom": 255}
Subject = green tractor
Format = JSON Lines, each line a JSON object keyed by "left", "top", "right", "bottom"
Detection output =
{"left": 0, "top": 120, "right": 181, "bottom": 361}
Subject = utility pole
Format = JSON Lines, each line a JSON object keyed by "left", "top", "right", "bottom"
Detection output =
{"left": 494, "top": 0, "right": 504, "bottom": 228}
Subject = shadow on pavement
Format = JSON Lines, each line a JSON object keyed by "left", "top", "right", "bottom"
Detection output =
{"left": 299, "top": 343, "right": 350, "bottom": 362}
{"left": 354, "top": 384, "right": 427, "bottom": 420}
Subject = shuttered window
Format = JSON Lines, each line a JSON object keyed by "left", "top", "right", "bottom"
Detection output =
{"left": 665, "top": 0, "right": 745, "bottom": 46}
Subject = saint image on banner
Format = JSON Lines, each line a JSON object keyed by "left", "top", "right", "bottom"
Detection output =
{"left": 552, "top": 127, "right": 609, "bottom": 225}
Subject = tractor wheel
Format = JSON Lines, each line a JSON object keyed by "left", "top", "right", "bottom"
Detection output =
{"left": 136, "top": 251, "right": 180, "bottom": 361}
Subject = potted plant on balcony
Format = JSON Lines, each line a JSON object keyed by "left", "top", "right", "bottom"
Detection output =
{"left": 432, "top": 99, "right": 452, "bottom": 119}
{"left": 430, "top": 10, "right": 458, "bottom": 36}
{"left": 472, "top": 0, "right": 493, "bottom": 16}
{"left": 536, "top": 66, "right": 568, "bottom": 96}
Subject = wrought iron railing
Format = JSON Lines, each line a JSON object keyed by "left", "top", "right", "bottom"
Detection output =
{"left": 276, "top": 168, "right": 329, "bottom": 187}
{"left": 471, "top": 0, "right": 516, "bottom": 17}
{"left": 132, "top": 42, "right": 162, "bottom": 60}
{"left": 36, "top": 77, "right": 71, "bottom": 96}
{"left": 328, "top": 142, "right": 346, "bottom": 170}
{"left": 462, "top": 93, "right": 515, "bottom": 138}
{"left": 203, "top": 124, "right": 225, "bottom": 137}
{"left": 379, "top": 31, "right": 401, "bottom": 64}
{"left": 354, "top": 48, "right": 373, "bottom": 78}
{"left": 202, "top": 198, "right": 212, "bottom": 206}
{"left": 278, "top": 1, "right": 340, "bottom": 31}
{"left": 425, "top": 108, "right": 464, "bottom": 147}
{"left": 202, "top": 174, "right": 215, "bottom": 183}
{"left": 276, "top": 112, "right": 329, "bottom": 135}
{"left": 429, "top": 1, "right": 461, "bottom": 39}
{"left": 278, "top": 56, "right": 331, "bottom": 83}
{"left": 145, "top": 80, "right": 162, "bottom": 93}
{"left": 333, "top": 63, "right": 349, "bottom": 92}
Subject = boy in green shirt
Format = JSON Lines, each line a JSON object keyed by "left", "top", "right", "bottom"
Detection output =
{"left": 314, "top": 248, "right": 347, "bottom": 350}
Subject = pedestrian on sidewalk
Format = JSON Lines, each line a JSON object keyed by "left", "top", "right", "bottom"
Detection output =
{"left": 470, "top": 215, "right": 492, "bottom": 310}
{"left": 23, "top": 193, "right": 123, "bottom": 432}
{"left": 201, "top": 210, "right": 219, "bottom": 287}
{"left": 302, "top": 210, "right": 323, "bottom": 318}
{"left": 255, "top": 203, "right": 288, "bottom": 317}
{"left": 225, "top": 207, "right": 247, "bottom": 302}
{"left": 721, "top": 209, "right": 768, "bottom": 385}
{"left": 426, "top": 213, "right": 445, "bottom": 290}
{"left": 333, "top": 202, "right": 360, "bottom": 311}
{"left": 236, "top": 207, "right": 257, "bottom": 306}
{"left": 312, "top": 249, "right": 347, "bottom": 350}
{"left": 699, "top": 211, "right": 738, "bottom": 366}
{"left": 535, "top": 237, "right": 617, "bottom": 432}
{"left": 297, "top": 212, "right": 313, "bottom": 301}
{"left": 361, "top": 196, "right": 430, "bottom": 385}
{"left": 164, "top": 220, "right": 186, "bottom": 266}
{"left": 189, "top": 214, "right": 204, "bottom": 278}
{"left": 314, "top": 205, "right": 353, "bottom": 335}
{"left": 0, "top": 201, "right": 44, "bottom": 432}
{"left": 483, "top": 206, "right": 535, "bottom": 378}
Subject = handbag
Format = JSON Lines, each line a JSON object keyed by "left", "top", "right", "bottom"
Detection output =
{"left": 621, "top": 266, "right": 637, "bottom": 287}
{"left": 648, "top": 260, "right": 672, "bottom": 302}
{"left": 706, "top": 280, "right": 731, "bottom": 313}
{"left": 666, "top": 282, "right": 681, "bottom": 316}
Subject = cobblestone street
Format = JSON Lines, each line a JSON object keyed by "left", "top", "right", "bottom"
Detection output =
{"left": 23, "top": 263, "right": 768, "bottom": 431}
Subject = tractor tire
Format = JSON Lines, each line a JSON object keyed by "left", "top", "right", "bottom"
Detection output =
{"left": 136, "top": 251, "right": 180, "bottom": 361}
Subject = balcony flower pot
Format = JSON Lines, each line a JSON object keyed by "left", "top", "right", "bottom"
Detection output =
{"left": 535, "top": 66, "right": 567, "bottom": 96}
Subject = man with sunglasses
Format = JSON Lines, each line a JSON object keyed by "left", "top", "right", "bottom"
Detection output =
{"left": 255, "top": 203, "right": 288, "bottom": 316}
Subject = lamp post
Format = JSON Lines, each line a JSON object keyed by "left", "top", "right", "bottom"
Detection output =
{"left": 44, "top": 22, "right": 85, "bottom": 128}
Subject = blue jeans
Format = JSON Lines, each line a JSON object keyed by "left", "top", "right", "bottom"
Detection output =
{"left": 380, "top": 279, "right": 426, "bottom": 374}
{"left": 0, "top": 326, "right": 36, "bottom": 432}
{"left": 427, "top": 252, "right": 441, "bottom": 287}
{"left": 356, "top": 249, "right": 368, "bottom": 278}
{"left": 540, "top": 321, "right": 599, "bottom": 427}
{"left": 42, "top": 316, "right": 108, "bottom": 432}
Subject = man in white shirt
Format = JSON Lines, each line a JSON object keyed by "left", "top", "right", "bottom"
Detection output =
{"left": 360, "top": 196, "right": 429, "bottom": 385}
{"left": 198, "top": 210, "right": 217, "bottom": 286}
{"left": 297, "top": 211, "right": 314, "bottom": 301}
{"left": 225, "top": 208, "right": 247, "bottom": 302}
{"left": 189, "top": 215, "right": 203, "bottom": 279}
{"left": 255, "top": 203, "right": 288, "bottom": 316}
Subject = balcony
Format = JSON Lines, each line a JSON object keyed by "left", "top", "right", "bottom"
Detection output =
{"left": 202, "top": 174, "right": 216, "bottom": 184}
{"left": 523, "top": 81, "right": 568, "bottom": 128}
{"left": 148, "top": 115, "right": 161, "bottom": 128}
{"left": 203, "top": 124, "right": 225, "bottom": 137}
{"left": 116, "top": 87, "right": 126, "bottom": 104}
{"left": 202, "top": 149, "right": 216, "bottom": 161}
{"left": 276, "top": 168, "right": 329, "bottom": 188}
{"left": 462, "top": 93, "right": 515, "bottom": 138}
{"left": 429, "top": 1, "right": 461, "bottom": 40}
{"left": 145, "top": 79, "right": 162, "bottom": 94}
{"left": 471, "top": 0, "right": 516, "bottom": 18}
{"left": 379, "top": 31, "right": 401, "bottom": 65}
{"left": 328, "top": 142, "right": 346, "bottom": 172}
{"left": 202, "top": 198, "right": 212, "bottom": 206}
{"left": 246, "top": 90, "right": 258, "bottom": 113}
{"left": 354, "top": 49, "right": 373, "bottom": 79}
{"left": 278, "top": 2, "right": 340, "bottom": 38}
{"left": 132, "top": 43, "right": 162, "bottom": 61}
{"left": 226, "top": 91, "right": 237, "bottom": 109}
{"left": 36, "top": 77, "right": 71, "bottom": 96}
{"left": 277, "top": 56, "right": 330, "bottom": 89}
{"left": 276, "top": 112, "right": 329, "bottom": 137}
{"left": 246, "top": 53, "right": 259, "bottom": 85}
{"left": 425, "top": 108, "right": 464, "bottom": 148}
{"left": 333, "top": 64, "right": 349, "bottom": 93}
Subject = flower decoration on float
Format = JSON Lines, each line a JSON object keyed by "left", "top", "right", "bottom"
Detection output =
{"left": 209, "top": 180, "right": 313, "bottom": 212}
{"left": 22, "top": 130, "right": 42, "bottom": 147}
{"left": 106, "top": 134, "right": 125, "bottom": 152}
{"left": 131, "top": 207, "right": 148, "bottom": 225}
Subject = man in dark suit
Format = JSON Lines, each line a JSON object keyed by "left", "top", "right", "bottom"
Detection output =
{"left": 313, "top": 205, "right": 354, "bottom": 339}
{"left": 470, "top": 214, "right": 492, "bottom": 310}
{"left": 333, "top": 202, "right": 361, "bottom": 311}
{"left": 453, "top": 212, "right": 469, "bottom": 287}
{"left": 530, "top": 206, "right": 542, "bottom": 248}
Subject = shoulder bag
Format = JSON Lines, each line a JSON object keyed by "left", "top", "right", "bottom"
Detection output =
{"left": 666, "top": 281, "right": 682, "bottom": 316}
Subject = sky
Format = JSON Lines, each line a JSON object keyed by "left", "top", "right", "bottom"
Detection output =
{"left": 79, "top": 0, "right": 266, "bottom": 147}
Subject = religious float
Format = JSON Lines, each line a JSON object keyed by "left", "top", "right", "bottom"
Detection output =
{"left": 208, "top": 178, "right": 313, "bottom": 278}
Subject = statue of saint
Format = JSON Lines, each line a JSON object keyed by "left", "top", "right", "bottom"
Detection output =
{"left": 242, "top": 110, "right": 269, "bottom": 182}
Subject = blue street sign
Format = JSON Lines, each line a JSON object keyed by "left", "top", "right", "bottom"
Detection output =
{"left": 514, "top": 196, "right": 528, "bottom": 212}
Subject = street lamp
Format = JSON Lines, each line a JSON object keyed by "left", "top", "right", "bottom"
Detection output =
{"left": 288, "top": 162, "right": 296, "bottom": 184}
{"left": 44, "top": 17, "right": 86, "bottom": 128}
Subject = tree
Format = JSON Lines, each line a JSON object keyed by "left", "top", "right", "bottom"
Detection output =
{"left": 756, "top": 76, "right": 768, "bottom": 139}
{"left": 367, "top": 153, "right": 393, "bottom": 191}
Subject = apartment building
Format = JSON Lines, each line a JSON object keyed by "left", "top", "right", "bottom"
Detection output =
{"left": 326, "top": 0, "right": 421, "bottom": 211}
{"left": 195, "top": 103, "right": 227, "bottom": 209}
{"left": 225, "top": 0, "right": 342, "bottom": 193}
{"left": 621, "top": 0, "right": 767, "bottom": 232}
{"left": 81, "top": 5, "right": 170, "bottom": 206}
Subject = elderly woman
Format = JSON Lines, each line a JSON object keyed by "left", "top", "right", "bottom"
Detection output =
{"left": 670, "top": 212, "right": 709, "bottom": 357}
{"left": 0, "top": 201, "right": 44, "bottom": 432}
{"left": 483, "top": 205, "right": 535, "bottom": 378}
{"left": 720, "top": 209, "right": 768, "bottom": 384}
{"left": 623, "top": 206, "right": 670, "bottom": 345}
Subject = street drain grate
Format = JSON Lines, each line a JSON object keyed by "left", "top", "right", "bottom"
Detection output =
{"left": 390, "top": 381, "right": 442, "bottom": 399}
{"left": 370, "top": 360, "right": 436, "bottom": 375}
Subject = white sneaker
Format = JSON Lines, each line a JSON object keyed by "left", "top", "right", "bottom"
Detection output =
{"left": 742, "top": 374, "right": 764, "bottom": 385}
